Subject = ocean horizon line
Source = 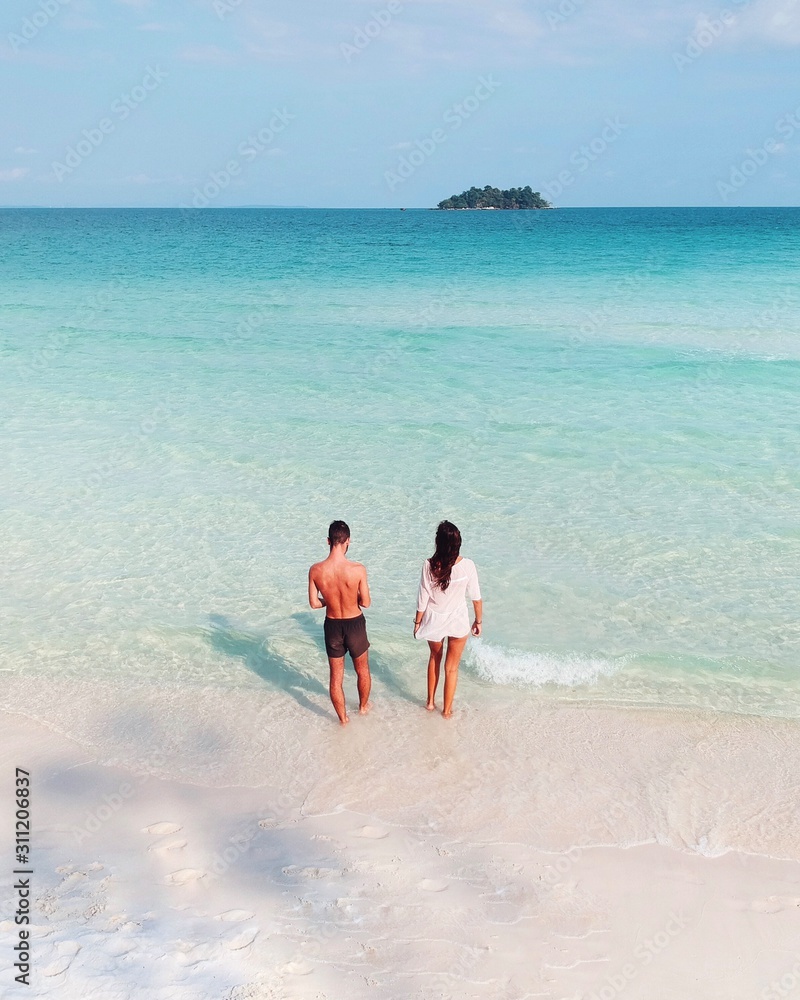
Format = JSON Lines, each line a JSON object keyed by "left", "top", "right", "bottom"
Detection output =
{"left": 1, "top": 203, "right": 799, "bottom": 211}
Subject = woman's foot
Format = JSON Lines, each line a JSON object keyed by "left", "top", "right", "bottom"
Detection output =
{"left": 442, "top": 709, "right": 453, "bottom": 719}
{"left": 425, "top": 701, "right": 436, "bottom": 711}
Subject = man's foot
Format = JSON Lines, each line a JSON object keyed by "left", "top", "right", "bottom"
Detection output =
{"left": 358, "top": 701, "right": 372, "bottom": 715}
{"left": 425, "top": 702, "right": 436, "bottom": 711}
{"left": 339, "top": 714, "right": 350, "bottom": 726}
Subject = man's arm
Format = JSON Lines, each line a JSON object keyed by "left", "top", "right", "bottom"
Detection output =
{"left": 308, "top": 568, "right": 325, "bottom": 610}
{"left": 358, "top": 566, "right": 371, "bottom": 609}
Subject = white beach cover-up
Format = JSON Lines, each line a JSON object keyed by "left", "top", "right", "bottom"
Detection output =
{"left": 415, "top": 557, "right": 481, "bottom": 641}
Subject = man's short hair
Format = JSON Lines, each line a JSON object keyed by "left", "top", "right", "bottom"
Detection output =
{"left": 328, "top": 520, "right": 350, "bottom": 547}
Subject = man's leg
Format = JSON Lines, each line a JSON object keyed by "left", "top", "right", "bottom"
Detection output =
{"left": 328, "top": 656, "right": 348, "bottom": 725}
{"left": 426, "top": 640, "right": 444, "bottom": 710}
{"left": 352, "top": 651, "right": 372, "bottom": 715}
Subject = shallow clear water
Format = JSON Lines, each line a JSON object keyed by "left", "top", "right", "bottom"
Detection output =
{"left": 2, "top": 207, "right": 799, "bottom": 723}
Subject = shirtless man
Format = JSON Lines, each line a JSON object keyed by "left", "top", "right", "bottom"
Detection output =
{"left": 308, "top": 520, "right": 372, "bottom": 725}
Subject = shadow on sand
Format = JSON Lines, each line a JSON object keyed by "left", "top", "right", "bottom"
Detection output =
{"left": 205, "top": 613, "right": 329, "bottom": 720}
{"left": 292, "top": 611, "right": 420, "bottom": 706}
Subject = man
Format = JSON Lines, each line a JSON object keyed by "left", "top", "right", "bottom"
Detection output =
{"left": 308, "top": 520, "right": 372, "bottom": 725}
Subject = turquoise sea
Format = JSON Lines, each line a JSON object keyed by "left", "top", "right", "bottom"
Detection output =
{"left": 2, "top": 207, "right": 799, "bottom": 743}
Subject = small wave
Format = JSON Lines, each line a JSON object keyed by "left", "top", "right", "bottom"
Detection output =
{"left": 468, "top": 640, "right": 622, "bottom": 688}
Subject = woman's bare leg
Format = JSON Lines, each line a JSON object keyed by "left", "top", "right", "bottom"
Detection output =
{"left": 426, "top": 640, "right": 444, "bottom": 710}
{"left": 442, "top": 635, "right": 469, "bottom": 718}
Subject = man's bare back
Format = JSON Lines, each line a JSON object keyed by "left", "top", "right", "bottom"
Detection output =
{"left": 308, "top": 520, "right": 372, "bottom": 725}
{"left": 308, "top": 556, "right": 368, "bottom": 619}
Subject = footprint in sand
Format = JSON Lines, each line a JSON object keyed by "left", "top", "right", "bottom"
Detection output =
{"left": 107, "top": 939, "right": 137, "bottom": 958}
{"left": 281, "top": 960, "right": 314, "bottom": 976}
{"left": 281, "top": 865, "right": 340, "bottom": 879}
{"left": 148, "top": 836, "right": 188, "bottom": 854}
{"left": 217, "top": 909, "right": 256, "bottom": 922}
{"left": 60, "top": 872, "right": 87, "bottom": 890}
{"left": 356, "top": 825, "right": 389, "bottom": 839}
{"left": 258, "top": 817, "right": 278, "bottom": 830}
{"left": 24, "top": 924, "right": 54, "bottom": 940}
{"left": 165, "top": 868, "right": 206, "bottom": 886}
{"left": 176, "top": 942, "right": 219, "bottom": 967}
{"left": 43, "top": 941, "right": 81, "bottom": 977}
{"left": 228, "top": 927, "right": 259, "bottom": 951}
{"left": 419, "top": 878, "right": 449, "bottom": 892}
{"left": 144, "top": 822, "right": 183, "bottom": 836}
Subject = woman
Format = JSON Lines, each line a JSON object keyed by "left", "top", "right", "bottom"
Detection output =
{"left": 414, "top": 520, "right": 482, "bottom": 718}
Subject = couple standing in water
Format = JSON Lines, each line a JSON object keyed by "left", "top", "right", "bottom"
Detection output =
{"left": 308, "top": 520, "right": 482, "bottom": 724}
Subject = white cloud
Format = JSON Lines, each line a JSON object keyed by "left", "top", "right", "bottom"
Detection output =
{"left": 0, "top": 167, "right": 30, "bottom": 181}
{"left": 729, "top": 0, "right": 800, "bottom": 46}
{"left": 14, "top": 146, "right": 35, "bottom": 154}
{"left": 137, "top": 21, "right": 177, "bottom": 31}
{"left": 204, "top": 0, "right": 800, "bottom": 73}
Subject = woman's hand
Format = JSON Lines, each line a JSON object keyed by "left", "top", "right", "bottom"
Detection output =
{"left": 413, "top": 620, "right": 421, "bottom": 637}
{"left": 471, "top": 619, "right": 482, "bottom": 637}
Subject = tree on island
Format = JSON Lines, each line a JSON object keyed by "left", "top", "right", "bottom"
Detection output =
{"left": 436, "top": 185, "right": 552, "bottom": 210}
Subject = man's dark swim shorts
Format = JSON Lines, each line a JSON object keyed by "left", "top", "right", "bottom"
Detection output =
{"left": 324, "top": 614, "right": 370, "bottom": 659}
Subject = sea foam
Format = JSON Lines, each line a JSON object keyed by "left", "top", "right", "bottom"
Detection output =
{"left": 468, "top": 640, "right": 621, "bottom": 688}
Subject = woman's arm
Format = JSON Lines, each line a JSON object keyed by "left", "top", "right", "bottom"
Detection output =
{"left": 471, "top": 599, "right": 483, "bottom": 636}
{"left": 415, "top": 562, "right": 431, "bottom": 636}
{"left": 468, "top": 562, "right": 482, "bottom": 636}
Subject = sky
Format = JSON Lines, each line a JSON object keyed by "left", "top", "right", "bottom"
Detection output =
{"left": 1, "top": 0, "right": 799, "bottom": 207}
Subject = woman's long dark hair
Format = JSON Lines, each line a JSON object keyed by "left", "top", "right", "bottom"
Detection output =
{"left": 429, "top": 520, "right": 462, "bottom": 592}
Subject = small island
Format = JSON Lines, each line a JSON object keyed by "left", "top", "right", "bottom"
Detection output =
{"left": 436, "top": 185, "right": 552, "bottom": 210}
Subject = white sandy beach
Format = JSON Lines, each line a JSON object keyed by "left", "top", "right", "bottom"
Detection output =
{"left": 2, "top": 694, "right": 800, "bottom": 1000}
